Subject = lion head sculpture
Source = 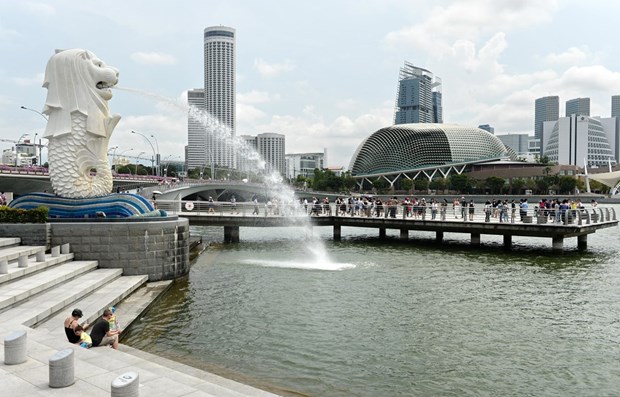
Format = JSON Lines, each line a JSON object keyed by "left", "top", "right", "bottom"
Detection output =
{"left": 42, "top": 49, "right": 120, "bottom": 138}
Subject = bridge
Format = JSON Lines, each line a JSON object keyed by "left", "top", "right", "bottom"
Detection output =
{"left": 157, "top": 199, "right": 618, "bottom": 251}
{"left": 0, "top": 167, "right": 165, "bottom": 196}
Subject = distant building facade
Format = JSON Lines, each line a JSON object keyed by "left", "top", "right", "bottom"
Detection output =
{"left": 543, "top": 115, "right": 617, "bottom": 167}
{"left": 186, "top": 88, "right": 206, "bottom": 170}
{"left": 478, "top": 124, "right": 495, "bottom": 134}
{"left": 238, "top": 133, "right": 286, "bottom": 176}
{"left": 204, "top": 26, "right": 236, "bottom": 169}
{"left": 566, "top": 97, "right": 590, "bottom": 117}
{"left": 612, "top": 95, "right": 620, "bottom": 118}
{"left": 394, "top": 62, "right": 442, "bottom": 124}
{"left": 186, "top": 26, "right": 236, "bottom": 171}
{"left": 286, "top": 151, "right": 326, "bottom": 180}
{"left": 535, "top": 95, "right": 559, "bottom": 142}
{"left": 497, "top": 133, "right": 530, "bottom": 155}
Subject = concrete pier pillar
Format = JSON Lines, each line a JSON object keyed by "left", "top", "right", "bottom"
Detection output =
{"left": 4, "top": 330, "right": 27, "bottom": 365}
{"left": 379, "top": 228, "right": 386, "bottom": 239}
{"left": 503, "top": 235, "right": 512, "bottom": 249}
{"left": 18, "top": 255, "right": 28, "bottom": 268}
{"left": 400, "top": 229, "right": 408, "bottom": 240}
{"left": 60, "top": 243, "right": 70, "bottom": 254}
{"left": 0, "top": 259, "right": 8, "bottom": 274}
{"left": 552, "top": 236, "right": 564, "bottom": 251}
{"left": 577, "top": 234, "right": 587, "bottom": 251}
{"left": 471, "top": 233, "right": 481, "bottom": 246}
{"left": 36, "top": 250, "right": 46, "bottom": 262}
{"left": 51, "top": 246, "right": 60, "bottom": 257}
{"left": 49, "top": 348, "right": 74, "bottom": 388}
{"left": 436, "top": 231, "right": 444, "bottom": 242}
{"left": 333, "top": 225, "right": 341, "bottom": 241}
{"left": 111, "top": 372, "right": 140, "bottom": 397}
{"left": 224, "top": 226, "right": 240, "bottom": 243}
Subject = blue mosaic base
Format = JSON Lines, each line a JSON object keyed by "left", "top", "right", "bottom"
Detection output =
{"left": 9, "top": 192, "right": 166, "bottom": 218}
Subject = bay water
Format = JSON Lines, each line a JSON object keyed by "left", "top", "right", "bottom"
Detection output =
{"left": 123, "top": 216, "right": 620, "bottom": 396}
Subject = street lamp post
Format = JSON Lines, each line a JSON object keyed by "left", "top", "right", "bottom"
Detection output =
{"left": 131, "top": 131, "right": 157, "bottom": 176}
{"left": 150, "top": 134, "right": 160, "bottom": 177}
{"left": 21, "top": 106, "right": 47, "bottom": 165}
{"left": 135, "top": 152, "right": 145, "bottom": 175}
{"left": 107, "top": 146, "right": 118, "bottom": 171}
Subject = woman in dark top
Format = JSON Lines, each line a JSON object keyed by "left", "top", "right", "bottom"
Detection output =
{"left": 63, "top": 308, "right": 86, "bottom": 344}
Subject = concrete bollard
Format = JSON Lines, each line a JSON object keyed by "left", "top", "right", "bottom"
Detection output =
{"left": 0, "top": 259, "right": 8, "bottom": 274}
{"left": 49, "top": 348, "right": 74, "bottom": 388}
{"left": 4, "top": 330, "right": 27, "bottom": 365}
{"left": 18, "top": 254, "right": 28, "bottom": 268}
{"left": 51, "top": 246, "right": 60, "bottom": 257}
{"left": 61, "top": 243, "right": 70, "bottom": 255}
{"left": 36, "top": 250, "right": 46, "bottom": 262}
{"left": 111, "top": 371, "right": 140, "bottom": 397}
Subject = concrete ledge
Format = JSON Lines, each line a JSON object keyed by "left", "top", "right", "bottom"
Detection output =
{"left": 49, "top": 218, "right": 190, "bottom": 281}
{"left": 0, "top": 223, "right": 50, "bottom": 247}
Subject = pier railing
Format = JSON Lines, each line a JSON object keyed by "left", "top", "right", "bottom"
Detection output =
{"left": 157, "top": 200, "right": 617, "bottom": 226}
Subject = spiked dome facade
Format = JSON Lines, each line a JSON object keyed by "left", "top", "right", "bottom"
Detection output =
{"left": 349, "top": 124, "right": 510, "bottom": 186}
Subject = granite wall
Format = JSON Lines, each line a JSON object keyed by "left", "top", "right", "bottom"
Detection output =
{"left": 48, "top": 217, "right": 190, "bottom": 281}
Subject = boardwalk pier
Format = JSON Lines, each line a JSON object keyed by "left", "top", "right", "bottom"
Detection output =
{"left": 161, "top": 201, "right": 618, "bottom": 251}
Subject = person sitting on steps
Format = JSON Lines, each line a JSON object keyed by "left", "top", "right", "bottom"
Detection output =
{"left": 90, "top": 308, "right": 121, "bottom": 349}
{"left": 64, "top": 308, "right": 89, "bottom": 344}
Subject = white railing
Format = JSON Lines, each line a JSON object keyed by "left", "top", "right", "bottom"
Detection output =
{"left": 156, "top": 200, "right": 617, "bottom": 226}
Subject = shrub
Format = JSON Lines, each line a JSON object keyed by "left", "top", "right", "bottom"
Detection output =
{"left": 0, "top": 206, "right": 48, "bottom": 223}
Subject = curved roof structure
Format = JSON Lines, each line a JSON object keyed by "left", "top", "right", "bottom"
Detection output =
{"left": 349, "top": 124, "right": 510, "bottom": 177}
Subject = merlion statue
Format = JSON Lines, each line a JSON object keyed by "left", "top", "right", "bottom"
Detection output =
{"left": 9, "top": 49, "right": 162, "bottom": 218}
{"left": 42, "top": 49, "right": 120, "bottom": 198}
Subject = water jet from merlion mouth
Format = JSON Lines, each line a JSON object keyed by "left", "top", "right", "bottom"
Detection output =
{"left": 116, "top": 87, "right": 354, "bottom": 270}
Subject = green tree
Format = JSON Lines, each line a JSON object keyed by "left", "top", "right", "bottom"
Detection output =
{"left": 429, "top": 178, "right": 447, "bottom": 192}
{"left": 372, "top": 177, "right": 389, "bottom": 193}
{"left": 313, "top": 169, "right": 343, "bottom": 192}
{"left": 449, "top": 174, "right": 471, "bottom": 193}
{"left": 558, "top": 176, "right": 577, "bottom": 194}
{"left": 400, "top": 178, "right": 413, "bottom": 192}
{"left": 341, "top": 171, "right": 356, "bottom": 192}
{"left": 510, "top": 178, "right": 526, "bottom": 195}
{"left": 414, "top": 179, "right": 429, "bottom": 192}
{"left": 485, "top": 176, "right": 506, "bottom": 194}
{"left": 116, "top": 166, "right": 132, "bottom": 175}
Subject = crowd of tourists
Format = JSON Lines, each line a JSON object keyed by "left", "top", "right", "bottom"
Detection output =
{"left": 296, "top": 195, "right": 599, "bottom": 224}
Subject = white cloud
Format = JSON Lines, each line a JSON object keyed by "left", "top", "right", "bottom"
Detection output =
{"left": 11, "top": 73, "right": 44, "bottom": 86}
{"left": 384, "top": 0, "right": 558, "bottom": 56}
{"left": 130, "top": 52, "right": 177, "bottom": 65}
{"left": 238, "top": 90, "right": 280, "bottom": 104}
{"left": 253, "top": 58, "right": 295, "bottom": 78}
{"left": 545, "top": 46, "right": 591, "bottom": 66}
{"left": 24, "top": 1, "right": 55, "bottom": 17}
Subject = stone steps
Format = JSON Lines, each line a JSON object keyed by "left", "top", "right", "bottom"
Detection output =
{"left": 0, "top": 260, "right": 98, "bottom": 312}
{"left": 0, "top": 235, "right": 280, "bottom": 396}
{"left": 0, "top": 237, "right": 21, "bottom": 248}
{"left": 0, "top": 252, "right": 74, "bottom": 285}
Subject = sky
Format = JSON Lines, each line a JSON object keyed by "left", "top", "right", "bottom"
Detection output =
{"left": 1, "top": 0, "right": 620, "bottom": 169}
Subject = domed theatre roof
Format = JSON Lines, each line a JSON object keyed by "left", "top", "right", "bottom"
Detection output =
{"left": 349, "top": 123, "right": 509, "bottom": 176}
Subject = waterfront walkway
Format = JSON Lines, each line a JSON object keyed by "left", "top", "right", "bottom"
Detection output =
{"left": 160, "top": 201, "right": 618, "bottom": 251}
{"left": 0, "top": 237, "right": 280, "bottom": 396}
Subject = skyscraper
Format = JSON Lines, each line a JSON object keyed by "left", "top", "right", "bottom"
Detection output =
{"left": 534, "top": 95, "right": 559, "bottom": 142}
{"left": 565, "top": 97, "right": 590, "bottom": 117}
{"left": 204, "top": 26, "right": 236, "bottom": 169}
{"left": 612, "top": 95, "right": 620, "bottom": 118}
{"left": 186, "top": 88, "right": 206, "bottom": 170}
{"left": 394, "top": 62, "right": 442, "bottom": 124}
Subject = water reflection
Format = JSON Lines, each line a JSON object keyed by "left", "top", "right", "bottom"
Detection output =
{"left": 123, "top": 222, "right": 620, "bottom": 396}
